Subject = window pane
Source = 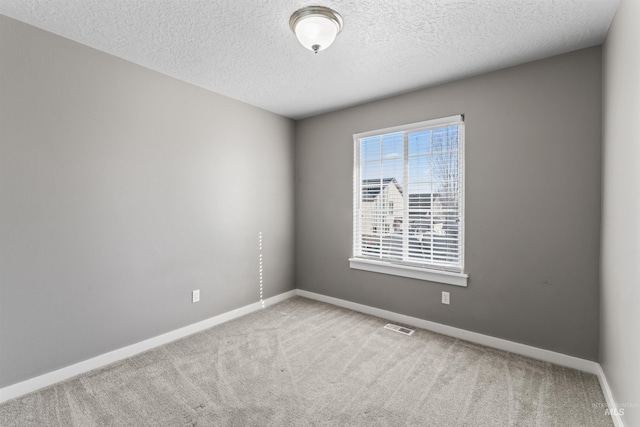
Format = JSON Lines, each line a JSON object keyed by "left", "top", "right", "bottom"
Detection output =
{"left": 409, "top": 130, "right": 431, "bottom": 154}
{"left": 362, "top": 136, "right": 381, "bottom": 158}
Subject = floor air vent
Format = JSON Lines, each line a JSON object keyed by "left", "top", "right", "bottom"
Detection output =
{"left": 383, "top": 323, "right": 414, "bottom": 336}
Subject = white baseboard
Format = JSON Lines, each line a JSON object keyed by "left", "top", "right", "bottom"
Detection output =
{"left": 0, "top": 289, "right": 297, "bottom": 404}
{"left": 295, "top": 289, "right": 600, "bottom": 374}
{"left": 1, "top": 287, "right": 624, "bottom": 427}
{"left": 595, "top": 364, "right": 626, "bottom": 427}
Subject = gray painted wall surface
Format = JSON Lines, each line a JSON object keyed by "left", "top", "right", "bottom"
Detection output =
{"left": 295, "top": 47, "right": 602, "bottom": 361}
{"left": 601, "top": 0, "right": 640, "bottom": 424}
{"left": 0, "top": 16, "right": 295, "bottom": 387}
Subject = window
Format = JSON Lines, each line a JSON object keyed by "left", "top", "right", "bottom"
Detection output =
{"left": 350, "top": 115, "right": 467, "bottom": 286}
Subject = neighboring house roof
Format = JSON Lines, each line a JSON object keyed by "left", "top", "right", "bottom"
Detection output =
{"left": 362, "top": 178, "right": 403, "bottom": 200}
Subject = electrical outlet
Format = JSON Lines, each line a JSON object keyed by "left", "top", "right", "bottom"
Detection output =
{"left": 192, "top": 289, "right": 200, "bottom": 303}
{"left": 441, "top": 291, "right": 450, "bottom": 305}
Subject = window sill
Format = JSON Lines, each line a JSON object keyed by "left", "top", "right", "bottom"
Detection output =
{"left": 348, "top": 258, "right": 468, "bottom": 287}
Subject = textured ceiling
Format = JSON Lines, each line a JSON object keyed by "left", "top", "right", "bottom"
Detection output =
{"left": 0, "top": 0, "right": 619, "bottom": 119}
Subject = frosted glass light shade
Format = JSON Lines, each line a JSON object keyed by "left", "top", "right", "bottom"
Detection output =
{"left": 290, "top": 6, "right": 343, "bottom": 53}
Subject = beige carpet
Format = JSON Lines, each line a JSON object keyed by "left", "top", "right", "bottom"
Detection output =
{"left": 0, "top": 297, "right": 613, "bottom": 426}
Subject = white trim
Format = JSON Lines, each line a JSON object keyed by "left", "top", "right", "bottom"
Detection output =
{"left": 295, "top": 289, "right": 598, "bottom": 374}
{"left": 595, "top": 364, "right": 627, "bottom": 427}
{"left": 349, "top": 258, "right": 468, "bottom": 287}
{"left": 353, "top": 114, "right": 463, "bottom": 139}
{"left": 0, "top": 289, "right": 297, "bottom": 404}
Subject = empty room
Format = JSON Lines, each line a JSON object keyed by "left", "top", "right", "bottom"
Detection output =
{"left": 0, "top": 1, "right": 638, "bottom": 426}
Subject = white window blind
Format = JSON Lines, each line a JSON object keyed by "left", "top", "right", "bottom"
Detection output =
{"left": 352, "top": 115, "right": 465, "bottom": 275}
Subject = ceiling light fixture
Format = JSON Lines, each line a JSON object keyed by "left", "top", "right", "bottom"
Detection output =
{"left": 289, "top": 6, "right": 343, "bottom": 54}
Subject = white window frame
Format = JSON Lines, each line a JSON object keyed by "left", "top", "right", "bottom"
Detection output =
{"left": 349, "top": 115, "right": 468, "bottom": 287}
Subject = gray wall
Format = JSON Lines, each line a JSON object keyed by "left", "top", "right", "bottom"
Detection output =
{"left": 601, "top": 0, "right": 640, "bottom": 424}
{"left": 0, "top": 16, "right": 295, "bottom": 387}
{"left": 296, "top": 47, "right": 602, "bottom": 361}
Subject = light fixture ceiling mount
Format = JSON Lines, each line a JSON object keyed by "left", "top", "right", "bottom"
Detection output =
{"left": 289, "top": 6, "right": 343, "bottom": 54}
